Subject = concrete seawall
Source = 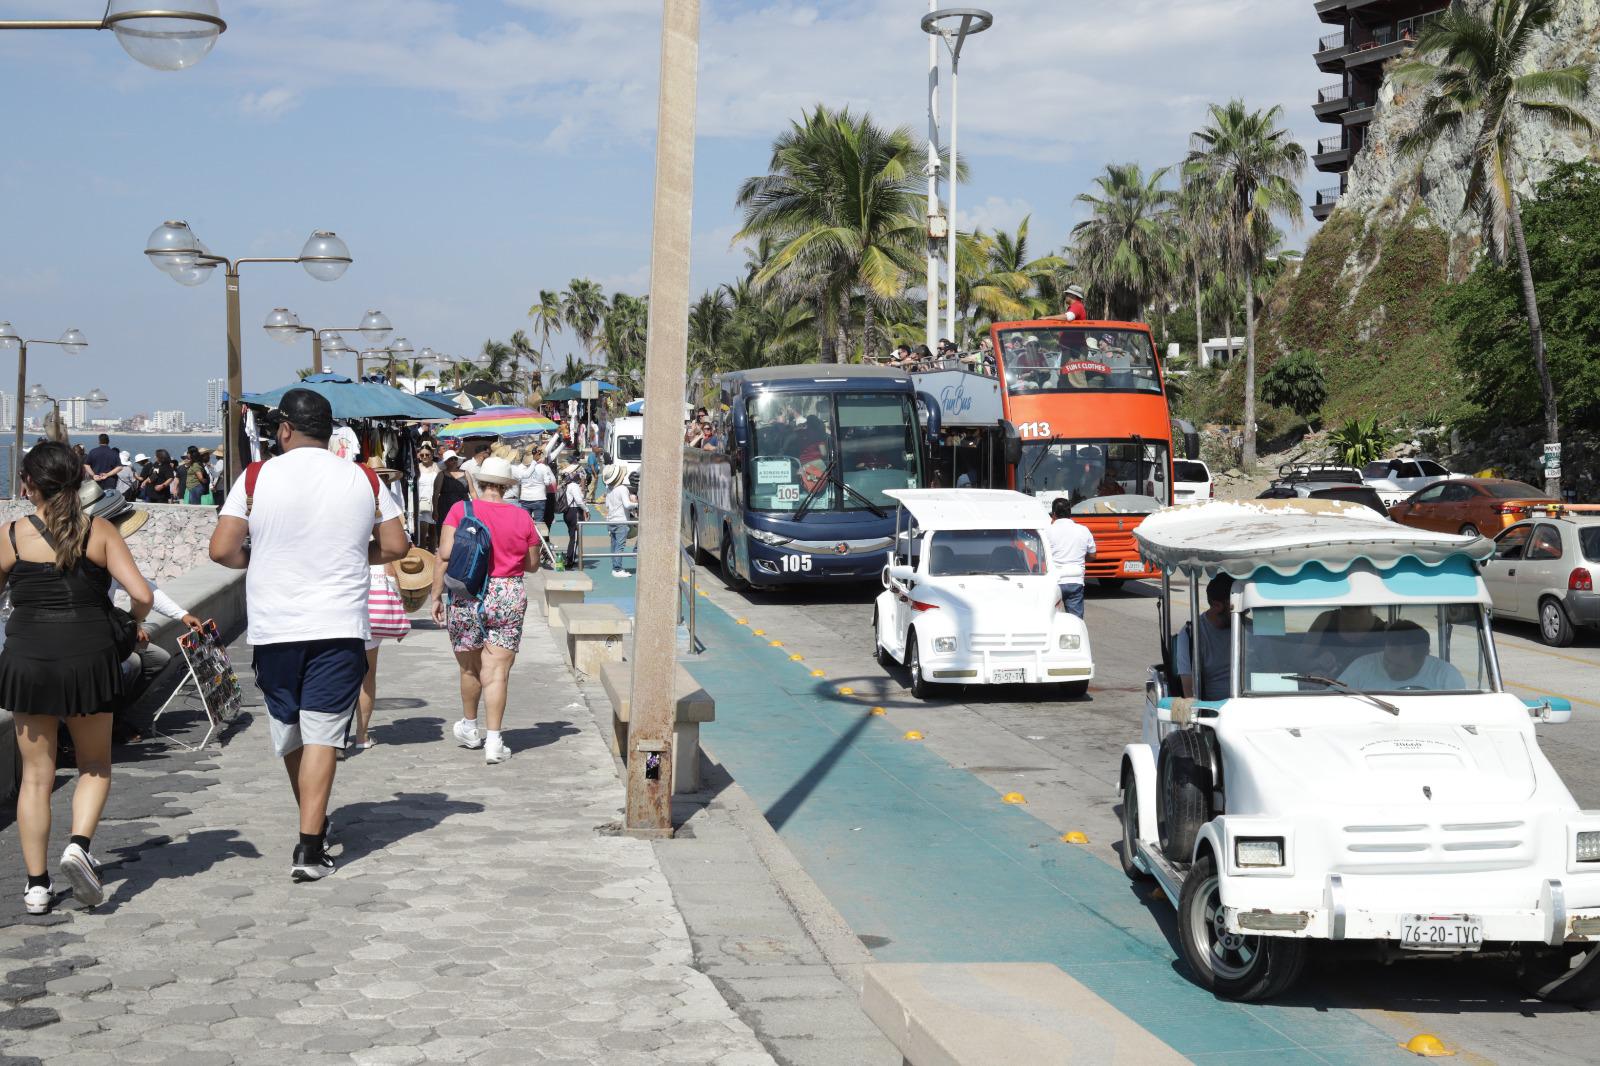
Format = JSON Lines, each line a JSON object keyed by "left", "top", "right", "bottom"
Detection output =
{"left": 0, "top": 500, "right": 220, "bottom": 586}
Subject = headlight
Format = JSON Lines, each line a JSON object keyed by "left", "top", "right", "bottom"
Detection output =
{"left": 749, "top": 529, "right": 791, "bottom": 546}
{"left": 933, "top": 636, "right": 957, "bottom": 654}
{"left": 1235, "top": 837, "right": 1285, "bottom": 868}
{"left": 1577, "top": 831, "right": 1600, "bottom": 863}
{"left": 1059, "top": 633, "right": 1081, "bottom": 651}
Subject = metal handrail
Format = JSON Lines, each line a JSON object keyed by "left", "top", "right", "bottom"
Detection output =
{"left": 1317, "top": 134, "right": 1345, "bottom": 154}
{"left": 573, "top": 518, "right": 638, "bottom": 564}
{"left": 1317, "top": 82, "right": 1346, "bottom": 103}
{"left": 1318, "top": 30, "right": 1346, "bottom": 51}
{"left": 679, "top": 546, "right": 703, "bottom": 656}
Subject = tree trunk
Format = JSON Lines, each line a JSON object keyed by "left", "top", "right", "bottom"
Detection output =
{"left": 1508, "top": 191, "right": 1560, "bottom": 497}
{"left": 816, "top": 295, "right": 836, "bottom": 363}
{"left": 1242, "top": 270, "right": 1258, "bottom": 468}
{"left": 1192, "top": 264, "right": 1205, "bottom": 364}
{"left": 864, "top": 302, "right": 878, "bottom": 361}
{"left": 836, "top": 288, "right": 851, "bottom": 365}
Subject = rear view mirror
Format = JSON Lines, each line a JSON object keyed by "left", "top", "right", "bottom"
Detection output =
{"left": 1525, "top": 697, "right": 1573, "bottom": 724}
{"left": 1001, "top": 421, "right": 1022, "bottom": 466}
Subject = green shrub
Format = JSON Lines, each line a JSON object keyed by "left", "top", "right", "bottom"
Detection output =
{"left": 1327, "top": 416, "right": 1393, "bottom": 467}
{"left": 1260, "top": 350, "right": 1327, "bottom": 421}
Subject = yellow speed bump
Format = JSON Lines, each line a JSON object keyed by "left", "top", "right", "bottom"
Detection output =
{"left": 752, "top": 629, "right": 766, "bottom": 636}
{"left": 870, "top": 706, "right": 887, "bottom": 716}
{"left": 811, "top": 669, "right": 826, "bottom": 678}
{"left": 1002, "top": 792, "right": 1026, "bottom": 805}
{"left": 768, "top": 640, "right": 784, "bottom": 647}
{"left": 1400, "top": 1035, "right": 1454, "bottom": 1058}
{"left": 789, "top": 654, "right": 804, "bottom": 661}
{"left": 837, "top": 686, "right": 855, "bottom": 696}
{"left": 1061, "top": 831, "right": 1089, "bottom": 844}
{"left": 903, "top": 730, "right": 924, "bottom": 741}
{"left": 736, "top": 618, "right": 749, "bottom": 625}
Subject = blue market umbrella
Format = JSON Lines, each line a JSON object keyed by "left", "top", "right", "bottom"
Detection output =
{"left": 241, "top": 373, "right": 450, "bottom": 421}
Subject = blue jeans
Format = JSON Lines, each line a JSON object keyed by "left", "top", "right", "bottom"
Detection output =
{"left": 608, "top": 523, "right": 629, "bottom": 569}
{"left": 186, "top": 485, "right": 204, "bottom": 504}
{"left": 1059, "top": 582, "right": 1085, "bottom": 619}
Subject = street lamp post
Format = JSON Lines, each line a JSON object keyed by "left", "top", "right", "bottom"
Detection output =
{"left": 26, "top": 385, "right": 108, "bottom": 446}
{"left": 147, "top": 221, "right": 352, "bottom": 489}
{"left": 0, "top": 324, "right": 88, "bottom": 494}
{"left": 0, "top": 2, "right": 225, "bottom": 70}
{"left": 265, "top": 309, "right": 405, "bottom": 382}
{"left": 922, "top": 7, "right": 992, "bottom": 348}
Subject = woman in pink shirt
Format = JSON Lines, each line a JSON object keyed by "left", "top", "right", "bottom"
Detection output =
{"left": 430, "top": 456, "right": 542, "bottom": 765}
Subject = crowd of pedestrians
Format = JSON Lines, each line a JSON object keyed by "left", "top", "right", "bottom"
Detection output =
{"left": 77, "top": 434, "right": 225, "bottom": 506}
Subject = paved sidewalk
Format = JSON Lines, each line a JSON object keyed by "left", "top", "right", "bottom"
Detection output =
{"left": 0, "top": 614, "right": 774, "bottom": 1066}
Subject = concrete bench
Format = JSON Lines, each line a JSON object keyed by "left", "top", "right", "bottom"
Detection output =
{"left": 862, "top": 963, "right": 1185, "bottom": 1066}
{"left": 558, "top": 603, "right": 631, "bottom": 675}
{"left": 539, "top": 571, "right": 592, "bottom": 624}
{"left": 600, "top": 661, "right": 715, "bottom": 794}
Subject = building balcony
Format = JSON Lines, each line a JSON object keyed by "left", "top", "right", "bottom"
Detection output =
{"left": 1343, "top": 103, "right": 1377, "bottom": 126}
{"left": 1344, "top": 36, "right": 1410, "bottom": 69}
{"left": 1314, "top": 82, "right": 1350, "bottom": 122}
{"left": 1312, "top": 186, "right": 1342, "bottom": 221}
{"left": 1315, "top": 30, "right": 1350, "bottom": 72}
{"left": 1313, "top": 134, "right": 1352, "bottom": 172}
{"left": 1315, "top": 0, "right": 1350, "bottom": 25}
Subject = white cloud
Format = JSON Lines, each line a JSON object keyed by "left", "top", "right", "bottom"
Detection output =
{"left": 596, "top": 264, "right": 651, "bottom": 294}
{"left": 957, "top": 196, "right": 1034, "bottom": 236}
{"left": 239, "top": 86, "right": 302, "bottom": 120}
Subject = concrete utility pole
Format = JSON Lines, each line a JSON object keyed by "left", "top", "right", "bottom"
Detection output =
{"left": 626, "top": 0, "right": 700, "bottom": 837}
{"left": 925, "top": 0, "right": 941, "bottom": 352}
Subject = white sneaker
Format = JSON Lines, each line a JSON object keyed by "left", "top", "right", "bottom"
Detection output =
{"left": 59, "top": 843, "right": 104, "bottom": 908}
{"left": 23, "top": 882, "right": 53, "bottom": 915}
{"left": 613, "top": 568, "right": 631, "bottom": 578}
{"left": 453, "top": 719, "right": 483, "bottom": 749}
{"left": 484, "top": 736, "right": 511, "bottom": 764}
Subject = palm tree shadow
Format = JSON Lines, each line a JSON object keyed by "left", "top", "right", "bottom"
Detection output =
{"left": 332, "top": 791, "right": 485, "bottom": 866}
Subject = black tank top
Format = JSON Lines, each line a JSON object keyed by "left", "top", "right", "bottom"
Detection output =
{"left": 6, "top": 519, "right": 112, "bottom": 618}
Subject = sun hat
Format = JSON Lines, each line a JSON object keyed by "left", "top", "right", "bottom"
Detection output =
{"left": 394, "top": 547, "right": 436, "bottom": 611}
{"left": 119, "top": 450, "right": 131, "bottom": 465}
{"left": 1066, "top": 283, "right": 1086, "bottom": 300}
{"left": 474, "top": 456, "right": 517, "bottom": 486}
{"left": 78, "top": 481, "right": 149, "bottom": 538}
{"left": 133, "top": 453, "right": 149, "bottom": 464}
{"left": 603, "top": 463, "right": 627, "bottom": 487}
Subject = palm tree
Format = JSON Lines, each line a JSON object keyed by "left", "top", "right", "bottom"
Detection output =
{"left": 1071, "top": 163, "right": 1176, "bottom": 321}
{"left": 1174, "top": 175, "right": 1225, "bottom": 362}
{"left": 954, "top": 231, "right": 1031, "bottom": 345}
{"left": 508, "top": 329, "right": 539, "bottom": 399}
{"left": 736, "top": 105, "right": 927, "bottom": 362}
{"left": 527, "top": 288, "right": 563, "bottom": 388}
{"left": 1395, "top": 0, "right": 1594, "bottom": 495}
{"left": 552, "top": 354, "right": 588, "bottom": 388}
{"left": 987, "top": 217, "right": 1071, "bottom": 317}
{"left": 1185, "top": 101, "right": 1306, "bottom": 466}
{"left": 598, "top": 292, "right": 650, "bottom": 396}
{"left": 561, "top": 278, "right": 607, "bottom": 363}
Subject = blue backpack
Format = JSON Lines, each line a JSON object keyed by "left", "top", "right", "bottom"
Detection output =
{"left": 443, "top": 501, "right": 494, "bottom": 600}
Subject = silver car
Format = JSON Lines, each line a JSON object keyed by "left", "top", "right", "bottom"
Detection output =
{"left": 1362, "top": 457, "right": 1463, "bottom": 506}
{"left": 1481, "top": 511, "right": 1600, "bottom": 646}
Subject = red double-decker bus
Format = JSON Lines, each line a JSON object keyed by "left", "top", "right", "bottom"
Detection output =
{"left": 988, "top": 318, "right": 1174, "bottom": 585}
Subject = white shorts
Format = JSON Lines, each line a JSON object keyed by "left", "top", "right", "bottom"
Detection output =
{"left": 268, "top": 706, "right": 354, "bottom": 758}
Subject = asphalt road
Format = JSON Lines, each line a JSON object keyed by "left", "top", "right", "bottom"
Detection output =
{"left": 692, "top": 566, "right": 1600, "bottom": 1065}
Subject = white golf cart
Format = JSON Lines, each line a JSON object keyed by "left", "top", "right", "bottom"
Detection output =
{"left": 873, "top": 489, "right": 1094, "bottom": 699}
{"left": 1120, "top": 499, "right": 1600, "bottom": 1002}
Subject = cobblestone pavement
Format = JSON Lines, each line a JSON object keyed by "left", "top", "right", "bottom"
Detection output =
{"left": 0, "top": 615, "right": 774, "bottom": 1066}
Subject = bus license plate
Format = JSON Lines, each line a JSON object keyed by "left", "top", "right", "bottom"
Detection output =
{"left": 991, "top": 668, "right": 1025, "bottom": 684}
{"left": 1122, "top": 560, "right": 1145, "bottom": 573}
{"left": 1401, "top": 915, "right": 1483, "bottom": 951}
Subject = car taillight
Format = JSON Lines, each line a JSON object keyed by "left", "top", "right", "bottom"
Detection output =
{"left": 1571, "top": 568, "right": 1594, "bottom": 592}
{"left": 910, "top": 600, "right": 940, "bottom": 612}
{"left": 1496, "top": 504, "right": 1528, "bottom": 515}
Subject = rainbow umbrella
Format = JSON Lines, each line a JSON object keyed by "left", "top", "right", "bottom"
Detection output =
{"left": 437, "top": 405, "right": 557, "bottom": 440}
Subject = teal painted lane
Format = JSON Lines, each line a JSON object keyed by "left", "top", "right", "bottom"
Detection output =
{"left": 569, "top": 550, "right": 1405, "bottom": 1062}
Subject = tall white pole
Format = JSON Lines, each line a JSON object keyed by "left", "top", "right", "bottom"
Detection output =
{"left": 925, "top": 0, "right": 940, "bottom": 352}
{"left": 945, "top": 49, "right": 959, "bottom": 347}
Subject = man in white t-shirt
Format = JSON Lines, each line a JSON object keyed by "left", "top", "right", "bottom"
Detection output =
{"left": 1339, "top": 620, "right": 1465, "bottom": 692}
{"left": 210, "top": 389, "right": 408, "bottom": 883}
{"left": 1044, "top": 497, "right": 1096, "bottom": 618}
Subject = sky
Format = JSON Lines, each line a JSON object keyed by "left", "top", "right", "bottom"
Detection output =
{"left": 0, "top": 0, "right": 1331, "bottom": 419}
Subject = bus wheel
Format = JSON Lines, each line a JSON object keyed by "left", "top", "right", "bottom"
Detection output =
{"left": 720, "top": 529, "right": 747, "bottom": 591}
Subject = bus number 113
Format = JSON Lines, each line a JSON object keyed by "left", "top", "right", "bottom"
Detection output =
{"left": 1017, "top": 421, "right": 1053, "bottom": 440}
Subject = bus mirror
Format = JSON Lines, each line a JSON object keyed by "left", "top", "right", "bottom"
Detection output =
{"left": 916, "top": 391, "right": 942, "bottom": 445}
{"left": 1001, "top": 421, "right": 1022, "bottom": 466}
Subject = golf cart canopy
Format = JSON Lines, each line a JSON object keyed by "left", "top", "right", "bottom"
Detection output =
{"left": 1134, "top": 499, "right": 1494, "bottom": 580}
{"left": 884, "top": 488, "right": 1051, "bottom": 531}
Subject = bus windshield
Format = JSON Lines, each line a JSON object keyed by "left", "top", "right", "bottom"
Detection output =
{"left": 996, "top": 327, "right": 1161, "bottom": 395}
{"left": 1017, "top": 440, "right": 1170, "bottom": 510}
{"left": 746, "top": 391, "right": 921, "bottom": 513}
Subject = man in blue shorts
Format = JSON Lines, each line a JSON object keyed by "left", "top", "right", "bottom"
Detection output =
{"left": 210, "top": 390, "right": 409, "bottom": 881}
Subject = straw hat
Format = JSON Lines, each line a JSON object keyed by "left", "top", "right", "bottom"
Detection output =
{"left": 603, "top": 463, "right": 628, "bottom": 487}
{"left": 78, "top": 482, "right": 149, "bottom": 538}
{"left": 394, "top": 547, "right": 436, "bottom": 612}
{"left": 474, "top": 456, "right": 517, "bottom": 486}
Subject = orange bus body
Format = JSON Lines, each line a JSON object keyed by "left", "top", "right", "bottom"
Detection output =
{"left": 989, "top": 318, "right": 1174, "bottom": 581}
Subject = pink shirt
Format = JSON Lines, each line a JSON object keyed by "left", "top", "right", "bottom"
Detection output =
{"left": 443, "top": 499, "right": 540, "bottom": 578}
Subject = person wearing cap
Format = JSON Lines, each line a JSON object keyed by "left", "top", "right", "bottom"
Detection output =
{"left": 210, "top": 388, "right": 409, "bottom": 883}
{"left": 1, "top": 441, "right": 155, "bottom": 916}
{"left": 1064, "top": 284, "right": 1089, "bottom": 322}
{"left": 937, "top": 338, "right": 958, "bottom": 363}
{"left": 430, "top": 455, "right": 541, "bottom": 765}
{"left": 602, "top": 463, "right": 637, "bottom": 579}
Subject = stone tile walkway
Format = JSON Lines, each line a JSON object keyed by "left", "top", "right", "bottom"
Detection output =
{"left": 0, "top": 613, "right": 774, "bottom": 1066}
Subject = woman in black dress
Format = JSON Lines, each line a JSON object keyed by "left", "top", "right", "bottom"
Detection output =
{"left": 1, "top": 442, "right": 154, "bottom": 915}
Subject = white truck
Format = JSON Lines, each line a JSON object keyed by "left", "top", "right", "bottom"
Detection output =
{"left": 606, "top": 415, "right": 644, "bottom": 481}
{"left": 1119, "top": 499, "right": 1600, "bottom": 1002}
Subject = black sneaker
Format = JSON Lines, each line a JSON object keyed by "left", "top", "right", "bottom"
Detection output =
{"left": 291, "top": 844, "right": 334, "bottom": 882}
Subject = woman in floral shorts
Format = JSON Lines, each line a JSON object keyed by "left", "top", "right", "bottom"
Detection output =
{"left": 430, "top": 456, "right": 541, "bottom": 765}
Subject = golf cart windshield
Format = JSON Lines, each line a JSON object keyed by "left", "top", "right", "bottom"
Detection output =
{"left": 1242, "top": 602, "right": 1494, "bottom": 696}
{"left": 926, "top": 530, "right": 1047, "bottom": 577}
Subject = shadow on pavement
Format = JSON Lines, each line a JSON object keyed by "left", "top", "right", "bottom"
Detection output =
{"left": 333, "top": 791, "right": 485, "bottom": 867}
{"left": 372, "top": 716, "right": 445, "bottom": 745}
{"left": 502, "top": 719, "right": 581, "bottom": 751}
{"left": 98, "top": 827, "right": 263, "bottom": 913}
{"left": 764, "top": 711, "right": 874, "bottom": 832}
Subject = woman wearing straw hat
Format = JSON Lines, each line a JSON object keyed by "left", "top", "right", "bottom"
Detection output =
{"left": 430, "top": 456, "right": 541, "bottom": 765}
{"left": 601, "top": 463, "right": 637, "bottom": 579}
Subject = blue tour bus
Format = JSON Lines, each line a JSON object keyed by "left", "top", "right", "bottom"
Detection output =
{"left": 683, "top": 365, "right": 939, "bottom": 590}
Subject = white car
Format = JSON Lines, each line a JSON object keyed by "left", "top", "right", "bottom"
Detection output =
{"left": 1173, "top": 459, "right": 1213, "bottom": 504}
{"left": 1362, "top": 457, "right": 1463, "bottom": 506}
{"left": 873, "top": 489, "right": 1093, "bottom": 699}
{"left": 1120, "top": 500, "right": 1600, "bottom": 1002}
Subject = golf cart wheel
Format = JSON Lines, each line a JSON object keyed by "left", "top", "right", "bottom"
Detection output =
{"left": 1178, "top": 851, "right": 1307, "bottom": 1001}
{"left": 1157, "top": 729, "right": 1212, "bottom": 863}
{"left": 907, "top": 633, "right": 934, "bottom": 700}
{"left": 1120, "top": 770, "right": 1153, "bottom": 883}
{"left": 873, "top": 607, "right": 896, "bottom": 667}
{"left": 1520, "top": 941, "right": 1600, "bottom": 1003}
{"left": 1540, "top": 597, "right": 1576, "bottom": 647}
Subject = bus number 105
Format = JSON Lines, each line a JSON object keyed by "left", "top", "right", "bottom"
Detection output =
{"left": 780, "top": 555, "right": 813, "bottom": 573}
{"left": 1016, "top": 421, "right": 1053, "bottom": 440}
